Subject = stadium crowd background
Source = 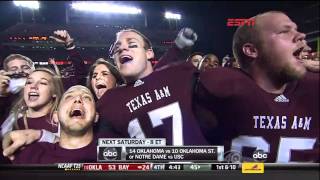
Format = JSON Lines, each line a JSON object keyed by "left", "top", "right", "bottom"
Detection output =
{"left": 0, "top": 1, "right": 318, "bottom": 73}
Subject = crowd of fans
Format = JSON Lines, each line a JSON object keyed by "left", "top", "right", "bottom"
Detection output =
{"left": 0, "top": 10, "right": 319, "bottom": 164}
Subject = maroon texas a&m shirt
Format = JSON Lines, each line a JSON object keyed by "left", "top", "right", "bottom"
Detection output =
{"left": 197, "top": 68, "right": 319, "bottom": 163}
{"left": 97, "top": 62, "right": 208, "bottom": 146}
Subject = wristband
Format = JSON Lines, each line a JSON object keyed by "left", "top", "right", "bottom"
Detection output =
{"left": 65, "top": 42, "right": 75, "bottom": 50}
{"left": 38, "top": 129, "right": 56, "bottom": 143}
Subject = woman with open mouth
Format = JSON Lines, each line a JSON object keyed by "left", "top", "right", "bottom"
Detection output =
{"left": 86, "top": 58, "right": 124, "bottom": 100}
{"left": 1, "top": 68, "right": 64, "bottom": 138}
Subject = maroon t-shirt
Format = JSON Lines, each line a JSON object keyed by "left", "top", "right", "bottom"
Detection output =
{"left": 16, "top": 114, "right": 58, "bottom": 133}
{"left": 97, "top": 62, "right": 208, "bottom": 145}
{"left": 12, "top": 132, "right": 118, "bottom": 164}
{"left": 197, "top": 67, "right": 319, "bottom": 162}
{"left": 13, "top": 140, "right": 97, "bottom": 164}
{"left": 153, "top": 45, "right": 189, "bottom": 71}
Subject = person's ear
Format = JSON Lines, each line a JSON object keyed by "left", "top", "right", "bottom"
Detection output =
{"left": 146, "top": 49, "right": 155, "bottom": 60}
{"left": 242, "top": 43, "right": 258, "bottom": 59}
{"left": 53, "top": 111, "right": 59, "bottom": 124}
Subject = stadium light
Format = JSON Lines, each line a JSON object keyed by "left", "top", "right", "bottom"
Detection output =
{"left": 71, "top": 2, "right": 142, "bottom": 15}
{"left": 165, "top": 12, "right": 181, "bottom": 20}
{"left": 13, "top": 1, "right": 40, "bottom": 10}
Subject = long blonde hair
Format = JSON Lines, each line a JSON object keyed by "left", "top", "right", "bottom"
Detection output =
{"left": 11, "top": 67, "right": 64, "bottom": 129}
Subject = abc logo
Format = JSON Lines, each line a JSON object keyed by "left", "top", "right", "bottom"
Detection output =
{"left": 102, "top": 147, "right": 119, "bottom": 160}
{"left": 252, "top": 149, "right": 268, "bottom": 162}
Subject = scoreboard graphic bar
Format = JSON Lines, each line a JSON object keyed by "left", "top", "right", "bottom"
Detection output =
{"left": 1, "top": 163, "right": 318, "bottom": 173}
{"left": 97, "top": 145, "right": 224, "bottom": 162}
{"left": 82, "top": 163, "right": 152, "bottom": 171}
{"left": 97, "top": 138, "right": 224, "bottom": 162}
{"left": 56, "top": 163, "right": 241, "bottom": 171}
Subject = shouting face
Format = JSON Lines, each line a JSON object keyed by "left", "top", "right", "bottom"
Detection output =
{"left": 91, "top": 64, "right": 116, "bottom": 99}
{"left": 256, "top": 12, "right": 307, "bottom": 81}
{"left": 58, "top": 85, "right": 96, "bottom": 135}
{"left": 24, "top": 71, "right": 55, "bottom": 112}
{"left": 112, "top": 31, "right": 154, "bottom": 83}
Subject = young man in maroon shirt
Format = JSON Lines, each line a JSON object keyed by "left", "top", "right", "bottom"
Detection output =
{"left": 96, "top": 28, "right": 208, "bottom": 145}
{"left": 197, "top": 11, "right": 319, "bottom": 162}
{"left": 95, "top": 14, "right": 319, "bottom": 162}
{"left": 9, "top": 85, "right": 108, "bottom": 164}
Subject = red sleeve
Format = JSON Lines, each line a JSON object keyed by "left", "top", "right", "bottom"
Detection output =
{"left": 62, "top": 48, "right": 88, "bottom": 89}
{"left": 153, "top": 45, "right": 190, "bottom": 71}
{"left": 197, "top": 67, "right": 249, "bottom": 99}
{"left": 194, "top": 68, "right": 245, "bottom": 144}
{"left": 67, "top": 48, "right": 87, "bottom": 79}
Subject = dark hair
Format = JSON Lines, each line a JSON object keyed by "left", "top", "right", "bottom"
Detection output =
{"left": 198, "top": 54, "right": 220, "bottom": 70}
{"left": 86, "top": 58, "right": 124, "bottom": 97}
{"left": 223, "top": 57, "right": 235, "bottom": 67}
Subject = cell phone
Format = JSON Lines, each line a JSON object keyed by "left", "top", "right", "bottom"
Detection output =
{"left": 8, "top": 73, "right": 28, "bottom": 79}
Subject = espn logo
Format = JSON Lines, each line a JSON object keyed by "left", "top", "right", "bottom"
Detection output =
{"left": 242, "top": 162, "right": 264, "bottom": 174}
{"left": 227, "top": 18, "right": 255, "bottom": 27}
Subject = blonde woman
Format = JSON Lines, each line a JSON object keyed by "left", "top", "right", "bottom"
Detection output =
{"left": 1, "top": 68, "right": 64, "bottom": 139}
